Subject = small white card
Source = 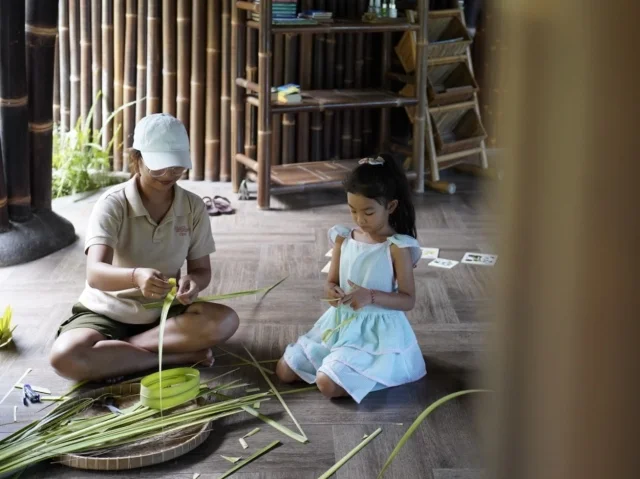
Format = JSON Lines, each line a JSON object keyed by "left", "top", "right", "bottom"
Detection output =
{"left": 461, "top": 252, "right": 498, "bottom": 266}
{"left": 421, "top": 247, "right": 440, "bottom": 260}
{"left": 321, "top": 261, "right": 331, "bottom": 273}
{"left": 428, "top": 258, "right": 459, "bottom": 269}
{"left": 325, "top": 249, "right": 333, "bottom": 258}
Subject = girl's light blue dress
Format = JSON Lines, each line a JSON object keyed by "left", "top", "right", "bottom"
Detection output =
{"left": 283, "top": 225, "right": 427, "bottom": 403}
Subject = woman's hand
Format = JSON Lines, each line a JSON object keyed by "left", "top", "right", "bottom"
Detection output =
{"left": 134, "top": 268, "right": 172, "bottom": 299}
{"left": 341, "top": 280, "right": 372, "bottom": 310}
{"left": 325, "top": 282, "right": 345, "bottom": 304}
{"left": 176, "top": 274, "right": 200, "bottom": 305}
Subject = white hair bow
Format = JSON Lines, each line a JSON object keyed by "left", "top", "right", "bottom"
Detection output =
{"left": 358, "top": 156, "right": 385, "bottom": 166}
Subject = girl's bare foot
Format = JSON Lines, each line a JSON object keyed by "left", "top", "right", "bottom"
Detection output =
{"left": 188, "top": 348, "right": 215, "bottom": 367}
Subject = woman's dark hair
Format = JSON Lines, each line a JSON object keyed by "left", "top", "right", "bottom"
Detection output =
{"left": 343, "top": 153, "right": 417, "bottom": 238}
{"left": 128, "top": 149, "right": 142, "bottom": 178}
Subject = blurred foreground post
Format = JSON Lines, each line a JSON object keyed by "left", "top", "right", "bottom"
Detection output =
{"left": 488, "top": 1, "right": 640, "bottom": 479}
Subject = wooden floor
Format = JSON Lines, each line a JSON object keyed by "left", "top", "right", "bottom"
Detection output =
{"left": 0, "top": 170, "right": 495, "bottom": 478}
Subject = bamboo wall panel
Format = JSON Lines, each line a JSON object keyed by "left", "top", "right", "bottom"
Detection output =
{"left": 176, "top": 0, "right": 191, "bottom": 152}
{"left": 79, "top": 0, "right": 92, "bottom": 123}
{"left": 244, "top": 28, "right": 258, "bottom": 163}
{"left": 58, "top": 0, "right": 70, "bottom": 131}
{"left": 146, "top": 0, "right": 161, "bottom": 115}
{"left": 135, "top": 0, "right": 147, "bottom": 123}
{"left": 220, "top": 0, "right": 231, "bottom": 181}
{"left": 189, "top": 0, "right": 205, "bottom": 180}
{"left": 113, "top": 0, "right": 125, "bottom": 170}
{"left": 162, "top": 0, "right": 177, "bottom": 117}
{"left": 90, "top": 0, "right": 101, "bottom": 131}
{"left": 53, "top": 38, "right": 60, "bottom": 126}
{"left": 122, "top": 0, "right": 137, "bottom": 161}
{"left": 204, "top": 0, "right": 221, "bottom": 181}
{"left": 101, "top": 1, "right": 113, "bottom": 153}
{"left": 68, "top": 0, "right": 80, "bottom": 126}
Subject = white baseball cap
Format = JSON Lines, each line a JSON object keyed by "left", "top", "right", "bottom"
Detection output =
{"left": 132, "top": 113, "right": 192, "bottom": 170}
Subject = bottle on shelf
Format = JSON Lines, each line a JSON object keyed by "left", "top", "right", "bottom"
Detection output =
{"left": 389, "top": 0, "right": 398, "bottom": 18}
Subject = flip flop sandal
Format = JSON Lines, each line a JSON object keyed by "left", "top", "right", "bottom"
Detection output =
{"left": 213, "top": 195, "right": 235, "bottom": 215}
{"left": 202, "top": 196, "right": 221, "bottom": 216}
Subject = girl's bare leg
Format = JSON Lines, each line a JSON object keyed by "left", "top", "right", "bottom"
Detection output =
{"left": 316, "top": 372, "right": 348, "bottom": 399}
{"left": 50, "top": 303, "right": 238, "bottom": 381}
{"left": 276, "top": 357, "right": 301, "bottom": 383}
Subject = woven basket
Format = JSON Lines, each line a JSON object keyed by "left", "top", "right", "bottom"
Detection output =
{"left": 427, "top": 15, "right": 472, "bottom": 58}
{"left": 431, "top": 106, "right": 487, "bottom": 155}
{"left": 395, "top": 29, "right": 417, "bottom": 73}
{"left": 57, "top": 383, "right": 211, "bottom": 471}
{"left": 399, "top": 83, "right": 417, "bottom": 124}
{"left": 427, "top": 61, "right": 478, "bottom": 106}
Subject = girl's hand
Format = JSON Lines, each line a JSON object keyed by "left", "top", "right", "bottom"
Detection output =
{"left": 341, "top": 280, "right": 372, "bottom": 310}
{"left": 177, "top": 275, "right": 200, "bottom": 305}
{"left": 134, "top": 268, "right": 172, "bottom": 299}
{"left": 325, "top": 283, "right": 345, "bottom": 303}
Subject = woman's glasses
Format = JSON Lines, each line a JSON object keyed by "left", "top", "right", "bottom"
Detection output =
{"left": 146, "top": 165, "right": 186, "bottom": 178}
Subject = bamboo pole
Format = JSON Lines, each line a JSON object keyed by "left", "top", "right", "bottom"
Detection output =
{"left": 177, "top": 0, "right": 191, "bottom": 143}
{"left": 26, "top": 0, "right": 59, "bottom": 212}
{"left": 378, "top": 32, "right": 391, "bottom": 153}
{"left": 281, "top": 33, "right": 297, "bottom": 165}
{"left": 146, "top": 0, "right": 161, "bottom": 115}
{"left": 162, "top": 0, "right": 177, "bottom": 117}
{"left": 341, "top": 34, "right": 354, "bottom": 158}
{"left": 102, "top": 1, "right": 114, "bottom": 154}
{"left": 123, "top": 0, "right": 137, "bottom": 160}
{"left": 220, "top": 0, "right": 231, "bottom": 181}
{"left": 79, "top": 0, "right": 92, "bottom": 123}
{"left": 58, "top": 0, "right": 70, "bottom": 131}
{"left": 412, "top": 0, "right": 427, "bottom": 191}
{"left": 90, "top": 0, "right": 101, "bottom": 131}
{"left": 257, "top": 0, "right": 273, "bottom": 208}
{"left": 68, "top": 0, "right": 80, "bottom": 127}
{"left": 271, "top": 33, "right": 284, "bottom": 166}
{"left": 0, "top": 0, "right": 31, "bottom": 222}
{"left": 244, "top": 28, "right": 258, "bottom": 163}
{"left": 204, "top": 0, "right": 221, "bottom": 181}
{"left": 189, "top": 0, "right": 205, "bottom": 180}
{"left": 230, "top": 0, "right": 246, "bottom": 191}
{"left": 53, "top": 37, "right": 60, "bottom": 126}
{"left": 135, "top": 0, "right": 147, "bottom": 123}
{"left": 113, "top": 0, "right": 125, "bottom": 171}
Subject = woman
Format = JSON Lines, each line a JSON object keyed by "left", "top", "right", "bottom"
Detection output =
{"left": 50, "top": 113, "right": 238, "bottom": 381}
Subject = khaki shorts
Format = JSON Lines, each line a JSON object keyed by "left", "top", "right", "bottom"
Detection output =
{"left": 57, "top": 303, "right": 189, "bottom": 341}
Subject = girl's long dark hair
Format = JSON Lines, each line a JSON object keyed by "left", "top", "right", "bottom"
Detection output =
{"left": 343, "top": 153, "right": 417, "bottom": 238}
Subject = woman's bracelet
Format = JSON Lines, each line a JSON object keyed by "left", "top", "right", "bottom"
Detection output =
{"left": 131, "top": 268, "right": 138, "bottom": 288}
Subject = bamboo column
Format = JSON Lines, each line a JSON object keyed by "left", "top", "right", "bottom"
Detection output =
{"left": 220, "top": 0, "right": 231, "bottom": 181}
{"left": 102, "top": 1, "right": 114, "bottom": 153}
{"left": 281, "top": 33, "right": 297, "bottom": 165}
{"left": 204, "top": 0, "right": 221, "bottom": 181}
{"left": 90, "top": 0, "right": 101, "bottom": 131}
{"left": 26, "top": 0, "right": 59, "bottom": 211}
{"left": 79, "top": 0, "right": 92, "bottom": 123}
{"left": 489, "top": 3, "right": 640, "bottom": 479}
{"left": 123, "top": 0, "right": 137, "bottom": 160}
{"left": 68, "top": 0, "right": 80, "bottom": 126}
{"left": 177, "top": 0, "right": 191, "bottom": 141}
{"left": 146, "top": 0, "right": 161, "bottom": 115}
{"left": 257, "top": 0, "right": 273, "bottom": 208}
{"left": 0, "top": 0, "right": 31, "bottom": 221}
{"left": 189, "top": 0, "right": 205, "bottom": 180}
{"left": 162, "top": 0, "right": 177, "bottom": 116}
{"left": 271, "top": 34, "right": 283, "bottom": 166}
{"left": 58, "top": 0, "right": 70, "bottom": 131}
{"left": 135, "top": 0, "right": 147, "bottom": 123}
{"left": 411, "top": 1, "right": 426, "bottom": 192}
{"left": 244, "top": 28, "right": 257, "bottom": 162}
{"left": 113, "top": 0, "right": 125, "bottom": 171}
{"left": 53, "top": 38, "right": 60, "bottom": 125}
{"left": 230, "top": 0, "right": 246, "bottom": 191}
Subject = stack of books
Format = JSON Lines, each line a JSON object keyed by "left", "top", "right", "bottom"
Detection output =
{"left": 253, "top": 1, "right": 318, "bottom": 25}
{"left": 299, "top": 10, "right": 334, "bottom": 22}
{"left": 271, "top": 84, "right": 302, "bottom": 104}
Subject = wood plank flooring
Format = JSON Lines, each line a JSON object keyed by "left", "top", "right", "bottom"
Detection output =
{"left": 0, "top": 170, "right": 495, "bottom": 478}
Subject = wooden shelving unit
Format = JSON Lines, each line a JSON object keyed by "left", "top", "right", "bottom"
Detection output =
{"left": 231, "top": 0, "right": 429, "bottom": 209}
{"left": 393, "top": 8, "right": 490, "bottom": 195}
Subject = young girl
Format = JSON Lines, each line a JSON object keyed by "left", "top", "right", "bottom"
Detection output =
{"left": 49, "top": 113, "right": 239, "bottom": 382}
{"left": 276, "top": 154, "right": 427, "bottom": 403}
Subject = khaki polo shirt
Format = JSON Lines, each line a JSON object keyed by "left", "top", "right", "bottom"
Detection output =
{"left": 78, "top": 177, "right": 215, "bottom": 324}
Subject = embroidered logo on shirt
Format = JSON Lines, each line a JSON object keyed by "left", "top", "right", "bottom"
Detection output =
{"left": 175, "top": 225, "right": 190, "bottom": 237}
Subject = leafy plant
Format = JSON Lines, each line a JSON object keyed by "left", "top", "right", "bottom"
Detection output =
{"left": 52, "top": 94, "right": 139, "bottom": 199}
{"left": 0, "top": 305, "right": 16, "bottom": 348}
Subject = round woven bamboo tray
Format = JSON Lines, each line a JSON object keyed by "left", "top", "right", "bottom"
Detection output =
{"left": 57, "top": 382, "right": 211, "bottom": 471}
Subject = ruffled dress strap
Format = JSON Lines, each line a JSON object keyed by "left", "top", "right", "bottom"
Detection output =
{"left": 388, "top": 234, "right": 422, "bottom": 267}
{"left": 328, "top": 224, "right": 353, "bottom": 247}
